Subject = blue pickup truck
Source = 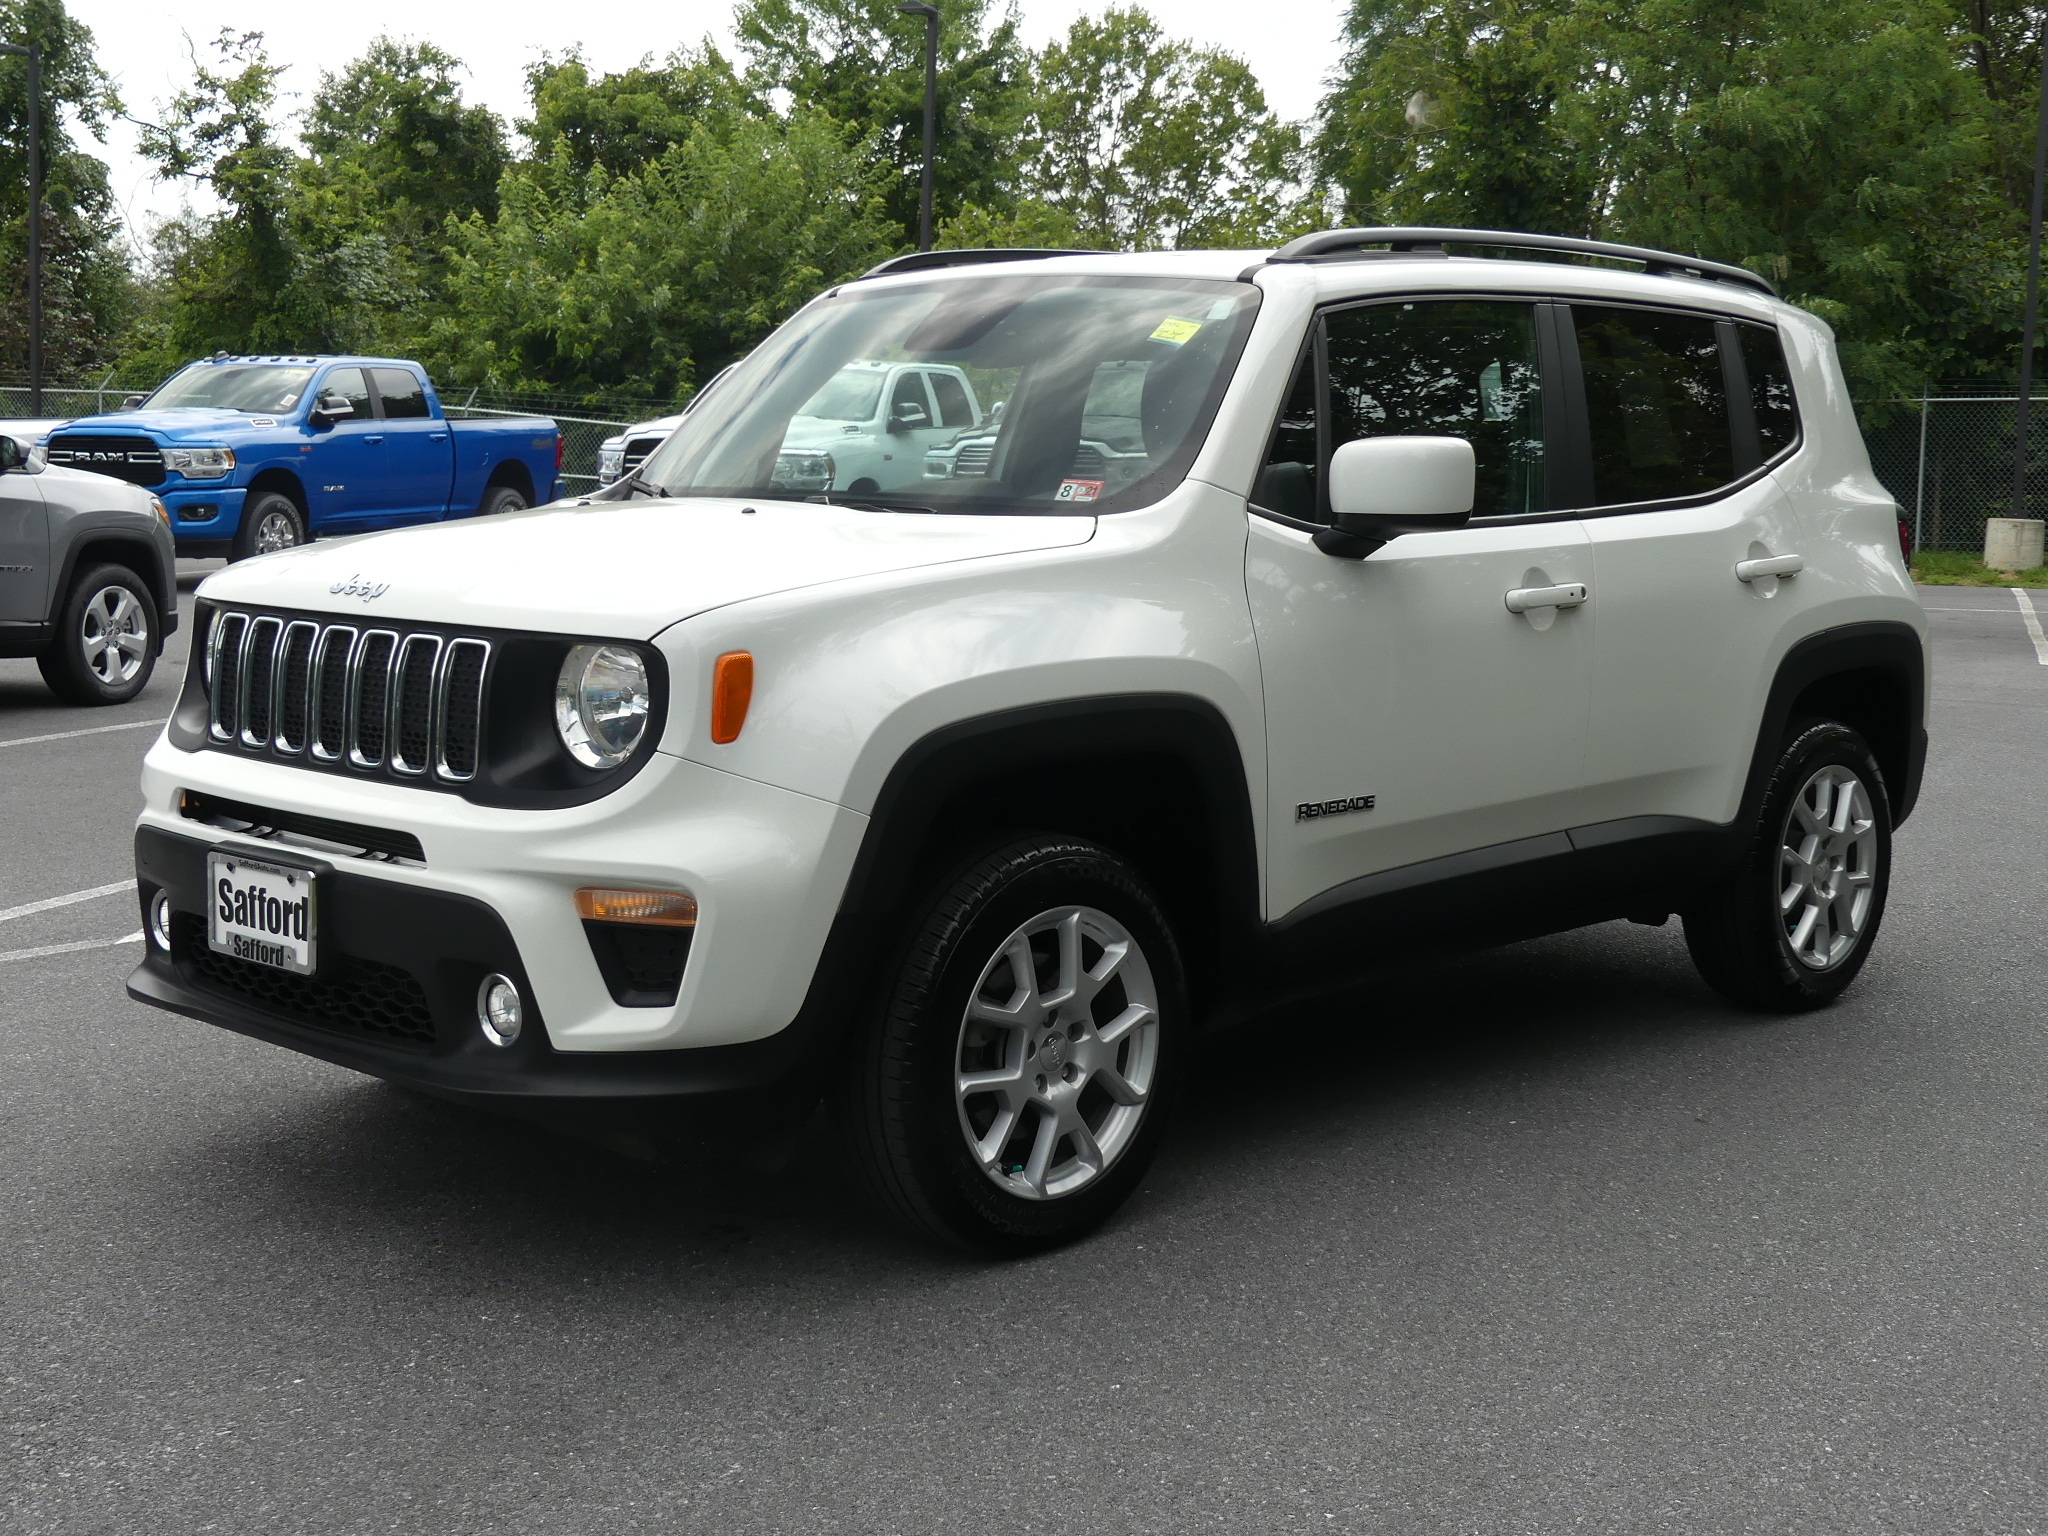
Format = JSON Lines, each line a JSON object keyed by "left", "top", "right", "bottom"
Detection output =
{"left": 44, "top": 356, "right": 561, "bottom": 559}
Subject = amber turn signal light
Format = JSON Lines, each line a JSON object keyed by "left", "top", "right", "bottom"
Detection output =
{"left": 710, "top": 651, "right": 754, "bottom": 743}
{"left": 573, "top": 887, "right": 698, "bottom": 927}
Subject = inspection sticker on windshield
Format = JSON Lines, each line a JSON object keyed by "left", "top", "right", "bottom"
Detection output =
{"left": 1150, "top": 317, "right": 1204, "bottom": 346}
{"left": 1055, "top": 478, "right": 1106, "bottom": 504}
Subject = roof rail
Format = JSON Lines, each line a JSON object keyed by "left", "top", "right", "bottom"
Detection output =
{"left": 859, "top": 247, "right": 1109, "bottom": 281}
{"left": 1264, "top": 227, "right": 1777, "bottom": 297}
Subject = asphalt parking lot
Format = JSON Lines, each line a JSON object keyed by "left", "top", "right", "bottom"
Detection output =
{"left": 5, "top": 571, "right": 2048, "bottom": 1533}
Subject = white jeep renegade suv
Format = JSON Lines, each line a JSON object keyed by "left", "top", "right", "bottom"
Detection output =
{"left": 129, "top": 229, "right": 1928, "bottom": 1253}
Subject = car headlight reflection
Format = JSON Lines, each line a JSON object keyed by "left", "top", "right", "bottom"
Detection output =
{"left": 554, "top": 643, "right": 652, "bottom": 769}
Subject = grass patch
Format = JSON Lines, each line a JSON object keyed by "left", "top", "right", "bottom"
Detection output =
{"left": 1912, "top": 549, "right": 2048, "bottom": 587}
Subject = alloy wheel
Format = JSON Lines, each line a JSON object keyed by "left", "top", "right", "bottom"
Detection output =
{"left": 1778, "top": 763, "right": 1880, "bottom": 970}
{"left": 955, "top": 904, "right": 1160, "bottom": 1200}
{"left": 79, "top": 585, "right": 148, "bottom": 687}
{"left": 254, "top": 508, "right": 300, "bottom": 554}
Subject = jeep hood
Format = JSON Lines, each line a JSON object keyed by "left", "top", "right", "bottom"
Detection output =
{"left": 195, "top": 497, "right": 1097, "bottom": 636}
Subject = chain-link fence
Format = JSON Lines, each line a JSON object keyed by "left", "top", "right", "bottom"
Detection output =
{"left": 0, "top": 375, "right": 672, "bottom": 492}
{"left": 1863, "top": 392, "right": 2048, "bottom": 553}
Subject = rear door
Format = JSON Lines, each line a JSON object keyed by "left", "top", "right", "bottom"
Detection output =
{"left": 302, "top": 367, "right": 381, "bottom": 528}
{"left": 367, "top": 368, "right": 455, "bottom": 521}
{"left": 1572, "top": 307, "right": 1820, "bottom": 829}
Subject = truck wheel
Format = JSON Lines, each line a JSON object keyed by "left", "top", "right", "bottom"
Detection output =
{"left": 1682, "top": 721, "right": 1892, "bottom": 1012}
{"left": 231, "top": 493, "right": 305, "bottom": 561}
{"left": 833, "top": 835, "right": 1184, "bottom": 1254}
{"left": 38, "top": 564, "right": 158, "bottom": 705}
{"left": 480, "top": 484, "right": 528, "bottom": 518}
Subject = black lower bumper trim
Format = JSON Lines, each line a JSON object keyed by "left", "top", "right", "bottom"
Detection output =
{"left": 128, "top": 824, "right": 818, "bottom": 1119}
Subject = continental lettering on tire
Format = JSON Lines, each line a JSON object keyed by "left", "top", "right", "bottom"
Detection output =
{"left": 1296, "top": 794, "right": 1376, "bottom": 822}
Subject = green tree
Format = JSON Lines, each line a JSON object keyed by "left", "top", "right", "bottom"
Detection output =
{"left": 422, "top": 108, "right": 894, "bottom": 400}
{"left": 0, "top": 0, "right": 134, "bottom": 374}
{"left": 1019, "top": 6, "right": 1312, "bottom": 249}
{"left": 522, "top": 44, "right": 752, "bottom": 178}
{"left": 304, "top": 38, "right": 508, "bottom": 238}
{"left": 735, "top": 0, "right": 1029, "bottom": 247}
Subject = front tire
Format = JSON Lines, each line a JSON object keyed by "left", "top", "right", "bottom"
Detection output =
{"left": 231, "top": 492, "right": 306, "bottom": 561}
{"left": 38, "top": 564, "right": 157, "bottom": 705}
{"left": 833, "top": 835, "right": 1185, "bottom": 1255}
{"left": 1682, "top": 721, "right": 1892, "bottom": 1012}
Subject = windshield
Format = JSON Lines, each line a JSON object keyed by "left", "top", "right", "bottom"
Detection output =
{"left": 148, "top": 364, "right": 317, "bottom": 414}
{"left": 797, "top": 369, "right": 886, "bottom": 422}
{"left": 633, "top": 273, "right": 1260, "bottom": 514}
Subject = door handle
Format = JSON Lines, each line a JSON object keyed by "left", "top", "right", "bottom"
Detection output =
{"left": 1736, "top": 554, "right": 1802, "bottom": 581}
{"left": 1504, "top": 582, "right": 1588, "bottom": 614}
{"left": 363, "top": 434, "right": 385, "bottom": 445}
{"left": 429, "top": 431, "right": 448, "bottom": 441}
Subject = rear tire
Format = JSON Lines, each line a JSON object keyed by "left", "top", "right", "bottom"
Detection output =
{"left": 1682, "top": 721, "right": 1891, "bottom": 1012}
{"left": 832, "top": 835, "right": 1184, "bottom": 1255}
{"left": 231, "top": 492, "right": 305, "bottom": 561}
{"left": 479, "top": 483, "right": 529, "bottom": 518}
{"left": 38, "top": 563, "right": 157, "bottom": 705}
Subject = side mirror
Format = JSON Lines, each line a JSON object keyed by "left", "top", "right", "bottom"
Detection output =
{"left": 1313, "top": 436, "right": 1476, "bottom": 558}
{"left": 0, "top": 436, "right": 22, "bottom": 471}
{"left": 309, "top": 395, "right": 355, "bottom": 429}
{"left": 889, "top": 400, "right": 931, "bottom": 433}
{"left": 120, "top": 394, "right": 145, "bottom": 411}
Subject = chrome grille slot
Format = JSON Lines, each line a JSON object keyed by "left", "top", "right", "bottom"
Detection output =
{"left": 274, "top": 621, "right": 318, "bottom": 753}
{"left": 239, "top": 616, "right": 283, "bottom": 748}
{"left": 436, "top": 640, "right": 489, "bottom": 781}
{"left": 203, "top": 610, "right": 492, "bottom": 790}
{"left": 389, "top": 635, "right": 442, "bottom": 776}
{"left": 350, "top": 631, "right": 398, "bottom": 768}
{"left": 209, "top": 613, "right": 249, "bottom": 740}
{"left": 311, "top": 626, "right": 357, "bottom": 762}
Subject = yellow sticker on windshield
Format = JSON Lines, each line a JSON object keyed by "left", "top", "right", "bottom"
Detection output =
{"left": 1150, "top": 317, "right": 1204, "bottom": 346}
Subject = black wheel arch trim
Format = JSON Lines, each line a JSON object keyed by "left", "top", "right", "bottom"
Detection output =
{"left": 52, "top": 529, "right": 174, "bottom": 655}
{"left": 1742, "top": 620, "right": 1926, "bottom": 830}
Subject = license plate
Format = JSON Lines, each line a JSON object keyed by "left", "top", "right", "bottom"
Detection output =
{"left": 207, "top": 850, "right": 319, "bottom": 976}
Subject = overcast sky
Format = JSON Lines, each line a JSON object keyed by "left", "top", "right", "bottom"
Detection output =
{"left": 65, "top": 0, "right": 1353, "bottom": 252}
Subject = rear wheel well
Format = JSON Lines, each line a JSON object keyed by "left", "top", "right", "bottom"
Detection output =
{"left": 486, "top": 460, "right": 535, "bottom": 503}
{"left": 1786, "top": 667, "right": 1911, "bottom": 811}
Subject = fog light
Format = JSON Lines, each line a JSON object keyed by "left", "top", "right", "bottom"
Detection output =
{"left": 147, "top": 889, "right": 172, "bottom": 951}
{"left": 477, "top": 973, "right": 523, "bottom": 1046}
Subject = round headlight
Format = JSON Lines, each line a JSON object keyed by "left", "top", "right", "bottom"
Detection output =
{"left": 554, "top": 643, "right": 651, "bottom": 769}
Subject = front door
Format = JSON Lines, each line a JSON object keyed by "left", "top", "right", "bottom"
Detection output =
{"left": 301, "top": 366, "right": 383, "bottom": 528}
{"left": 0, "top": 461, "right": 47, "bottom": 623}
{"left": 1247, "top": 297, "right": 1597, "bottom": 920}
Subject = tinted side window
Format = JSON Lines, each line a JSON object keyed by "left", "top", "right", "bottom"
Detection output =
{"left": 889, "top": 370, "right": 932, "bottom": 427}
{"left": 1325, "top": 300, "right": 1545, "bottom": 518}
{"left": 320, "top": 367, "right": 373, "bottom": 422}
{"left": 1573, "top": 306, "right": 1731, "bottom": 504}
{"left": 929, "top": 371, "right": 974, "bottom": 429}
{"left": 371, "top": 368, "right": 430, "bottom": 420}
{"left": 1738, "top": 325, "right": 1798, "bottom": 458}
{"left": 1253, "top": 346, "right": 1318, "bottom": 522}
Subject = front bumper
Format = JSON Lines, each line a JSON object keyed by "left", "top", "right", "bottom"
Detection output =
{"left": 127, "top": 825, "right": 823, "bottom": 1119}
{"left": 163, "top": 484, "right": 247, "bottom": 546}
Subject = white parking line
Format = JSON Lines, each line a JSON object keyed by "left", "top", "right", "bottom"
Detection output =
{"left": 0, "top": 880, "right": 135, "bottom": 925}
{"left": 0, "top": 931, "right": 142, "bottom": 965}
{"left": 0, "top": 717, "right": 163, "bottom": 750}
{"left": 2013, "top": 589, "right": 2048, "bottom": 665}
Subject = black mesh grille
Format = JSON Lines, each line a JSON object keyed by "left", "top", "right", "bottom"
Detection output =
{"left": 46, "top": 434, "right": 166, "bottom": 487}
{"left": 439, "top": 641, "right": 487, "bottom": 778}
{"left": 392, "top": 638, "right": 439, "bottom": 772}
{"left": 174, "top": 914, "right": 437, "bottom": 1046}
{"left": 276, "top": 623, "right": 315, "bottom": 751}
{"left": 353, "top": 633, "right": 395, "bottom": 764}
{"left": 583, "top": 921, "right": 692, "bottom": 1008}
{"left": 313, "top": 628, "right": 353, "bottom": 757}
{"left": 211, "top": 614, "right": 248, "bottom": 738}
{"left": 241, "top": 617, "right": 281, "bottom": 745}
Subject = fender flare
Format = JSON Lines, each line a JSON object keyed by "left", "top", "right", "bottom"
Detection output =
{"left": 52, "top": 526, "right": 174, "bottom": 656}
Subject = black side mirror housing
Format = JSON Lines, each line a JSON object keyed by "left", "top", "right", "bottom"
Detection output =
{"left": 889, "top": 403, "right": 931, "bottom": 434}
{"left": 308, "top": 394, "right": 355, "bottom": 430}
{"left": 119, "top": 394, "right": 145, "bottom": 411}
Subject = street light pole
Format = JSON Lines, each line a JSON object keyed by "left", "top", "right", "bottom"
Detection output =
{"left": 898, "top": 2, "right": 939, "bottom": 253}
{"left": 2012, "top": 22, "right": 2048, "bottom": 524}
{"left": 0, "top": 41, "right": 40, "bottom": 415}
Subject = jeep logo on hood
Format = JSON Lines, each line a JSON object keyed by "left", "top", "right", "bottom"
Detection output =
{"left": 329, "top": 574, "right": 390, "bottom": 602}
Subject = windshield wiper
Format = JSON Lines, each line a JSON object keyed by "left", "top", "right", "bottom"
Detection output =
{"left": 801, "top": 492, "right": 938, "bottom": 514}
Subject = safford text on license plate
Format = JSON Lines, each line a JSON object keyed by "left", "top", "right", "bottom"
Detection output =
{"left": 207, "top": 850, "right": 318, "bottom": 975}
